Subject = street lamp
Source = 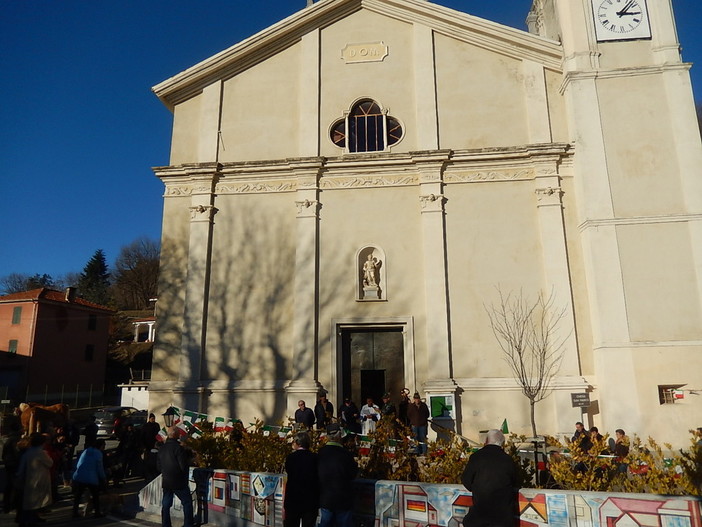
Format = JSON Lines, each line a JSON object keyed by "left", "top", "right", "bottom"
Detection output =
{"left": 162, "top": 406, "right": 178, "bottom": 427}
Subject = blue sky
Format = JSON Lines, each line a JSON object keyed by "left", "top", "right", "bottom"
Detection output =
{"left": 1, "top": 0, "right": 700, "bottom": 281}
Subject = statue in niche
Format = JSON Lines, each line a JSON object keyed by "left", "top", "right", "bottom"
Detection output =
{"left": 363, "top": 253, "right": 382, "bottom": 287}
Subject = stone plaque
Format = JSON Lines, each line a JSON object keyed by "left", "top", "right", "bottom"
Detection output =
{"left": 341, "top": 41, "right": 388, "bottom": 64}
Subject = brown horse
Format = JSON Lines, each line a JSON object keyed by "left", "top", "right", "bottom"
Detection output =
{"left": 18, "top": 402, "right": 70, "bottom": 435}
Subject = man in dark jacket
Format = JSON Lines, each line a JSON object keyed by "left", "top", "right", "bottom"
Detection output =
{"left": 294, "top": 400, "right": 315, "bottom": 429}
{"left": 314, "top": 393, "right": 334, "bottom": 430}
{"left": 284, "top": 432, "right": 318, "bottom": 527}
{"left": 318, "top": 423, "right": 358, "bottom": 527}
{"left": 158, "top": 428, "right": 194, "bottom": 527}
{"left": 406, "top": 392, "right": 430, "bottom": 454}
{"left": 461, "top": 429, "right": 517, "bottom": 527}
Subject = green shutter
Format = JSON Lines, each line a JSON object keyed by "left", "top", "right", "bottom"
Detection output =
{"left": 12, "top": 306, "right": 22, "bottom": 324}
{"left": 8, "top": 340, "right": 18, "bottom": 353}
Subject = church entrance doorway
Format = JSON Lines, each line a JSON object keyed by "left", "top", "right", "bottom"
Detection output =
{"left": 340, "top": 327, "right": 405, "bottom": 407}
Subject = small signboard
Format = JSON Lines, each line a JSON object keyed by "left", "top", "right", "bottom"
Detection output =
{"left": 429, "top": 395, "right": 454, "bottom": 419}
{"left": 571, "top": 393, "right": 591, "bottom": 408}
{"left": 0, "top": 400, "right": 10, "bottom": 404}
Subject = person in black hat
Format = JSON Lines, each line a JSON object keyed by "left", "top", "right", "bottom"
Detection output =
{"left": 407, "top": 392, "right": 429, "bottom": 455}
{"left": 318, "top": 423, "right": 357, "bottom": 527}
{"left": 381, "top": 393, "right": 396, "bottom": 417}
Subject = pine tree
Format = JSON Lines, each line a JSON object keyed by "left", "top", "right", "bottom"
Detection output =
{"left": 77, "top": 249, "right": 112, "bottom": 305}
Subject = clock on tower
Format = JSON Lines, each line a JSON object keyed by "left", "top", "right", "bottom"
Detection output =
{"left": 591, "top": 0, "right": 651, "bottom": 42}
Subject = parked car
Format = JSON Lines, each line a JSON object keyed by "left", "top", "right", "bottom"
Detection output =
{"left": 125, "top": 410, "right": 148, "bottom": 430}
{"left": 95, "top": 406, "right": 138, "bottom": 439}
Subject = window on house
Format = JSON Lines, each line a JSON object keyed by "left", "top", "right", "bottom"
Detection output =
{"left": 658, "top": 384, "right": 686, "bottom": 404}
{"left": 12, "top": 307, "right": 22, "bottom": 324}
{"left": 85, "top": 344, "right": 94, "bottom": 361}
{"left": 88, "top": 314, "right": 97, "bottom": 331}
{"left": 8, "top": 340, "right": 18, "bottom": 354}
{"left": 330, "top": 99, "right": 403, "bottom": 153}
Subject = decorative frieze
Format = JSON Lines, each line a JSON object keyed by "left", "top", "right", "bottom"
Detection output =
{"left": 165, "top": 185, "right": 193, "bottom": 197}
{"left": 444, "top": 169, "right": 533, "bottom": 183}
{"left": 320, "top": 174, "right": 418, "bottom": 189}
{"left": 216, "top": 181, "right": 297, "bottom": 194}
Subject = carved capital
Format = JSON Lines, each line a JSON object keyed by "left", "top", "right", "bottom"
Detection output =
{"left": 189, "top": 204, "right": 218, "bottom": 222}
{"left": 419, "top": 193, "right": 446, "bottom": 212}
{"left": 295, "top": 199, "right": 321, "bottom": 218}
{"left": 535, "top": 186, "right": 564, "bottom": 206}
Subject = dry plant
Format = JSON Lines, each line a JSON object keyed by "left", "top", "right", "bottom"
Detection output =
{"left": 485, "top": 288, "right": 569, "bottom": 437}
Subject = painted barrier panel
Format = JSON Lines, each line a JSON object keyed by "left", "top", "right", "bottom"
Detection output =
{"left": 139, "top": 470, "right": 702, "bottom": 527}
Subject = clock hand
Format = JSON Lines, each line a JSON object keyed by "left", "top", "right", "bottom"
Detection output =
{"left": 616, "top": 0, "right": 635, "bottom": 17}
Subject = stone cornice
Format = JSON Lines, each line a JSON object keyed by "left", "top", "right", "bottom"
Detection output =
{"left": 158, "top": 144, "right": 573, "bottom": 195}
{"left": 560, "top": 62, "right": 692, "bottom": 94}
{"left": 579, "top": 213, "right": 702, "bottom": 232}
{"left": 455, "top": 376, "right": 589, "bottom": 391}
{"left": 153, "top": 0, "right": 563, "bottom": 110}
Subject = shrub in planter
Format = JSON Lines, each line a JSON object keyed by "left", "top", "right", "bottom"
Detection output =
{"left": 546, "top": 433, "right": 699, "bottom": 495}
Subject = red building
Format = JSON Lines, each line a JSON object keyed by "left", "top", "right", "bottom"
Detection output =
{"left": 0, "top": 288, "right": 113, "bottom": 403}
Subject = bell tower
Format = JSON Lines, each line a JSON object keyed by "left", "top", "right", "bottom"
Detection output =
{"left": 530, "top": 0, "right": 702, "bottom": 434}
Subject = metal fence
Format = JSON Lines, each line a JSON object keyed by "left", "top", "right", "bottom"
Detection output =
{"left": 0, "top": 384, "right": 118, "bottom": 409}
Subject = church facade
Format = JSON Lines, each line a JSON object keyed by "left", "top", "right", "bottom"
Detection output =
{"left": 149, "top": 0, "right": 702, "bottom": 446}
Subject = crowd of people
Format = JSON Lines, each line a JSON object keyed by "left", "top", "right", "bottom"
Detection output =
{"left": 1, "top": 411, "right": 162, "bottom": 526}
{"left": 294, "top": 390, "right": 430, "bottom": 454}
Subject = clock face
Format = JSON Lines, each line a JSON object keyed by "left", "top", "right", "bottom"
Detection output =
{"left": 593, "top": 0, "right": 651, "bottom": 41}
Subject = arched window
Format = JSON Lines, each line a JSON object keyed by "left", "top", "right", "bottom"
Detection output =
{"left": 330, "top": 99, "right": 403, "bottom": 153}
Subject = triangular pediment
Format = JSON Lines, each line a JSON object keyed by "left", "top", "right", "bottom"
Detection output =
{"left": 153, "top": 0, "right": 562, "bottom": 110}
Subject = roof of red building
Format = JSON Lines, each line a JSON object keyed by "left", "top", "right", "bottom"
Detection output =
{"left": 0, "top": 288, "right": 114, "bottom": 312}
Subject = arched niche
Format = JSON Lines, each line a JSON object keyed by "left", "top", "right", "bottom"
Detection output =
{"left": 357, "top": 246, "right": 386, "bottom": 301}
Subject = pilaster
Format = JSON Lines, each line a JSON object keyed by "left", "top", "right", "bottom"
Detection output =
{"left": 412, "top": 151, "right": 454, "bottom": 386}
{"left": 413, "top": 24, "right": 439, "bottom": 150}
{"left": 523, "top": 60, "right": 552, "bottom": 143}
{"left": 532, "top": 152, "right": 579, "bottom": 375}
{"left": 299, "top": 29, "right": 321, "bottom": 156}
{"left": 179, "top": 168, "right": 219, "bottom": 398}
{"left": 286, "top": 159, "right": 324, "bottom": 409}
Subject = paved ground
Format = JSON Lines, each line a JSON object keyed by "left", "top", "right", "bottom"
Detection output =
{"left": 0, "top": 473, "right": 160, "bottom": 527}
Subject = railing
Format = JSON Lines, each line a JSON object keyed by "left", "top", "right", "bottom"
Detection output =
{"left": 0, "top": 384, "right": 118, "bottom": 409}
{"left": 129, "top": 369, "right": 152, "bottom": 383}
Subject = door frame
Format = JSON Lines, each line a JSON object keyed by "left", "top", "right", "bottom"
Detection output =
{"left": 331, "top": 316, "right": 416, "bottom": 407}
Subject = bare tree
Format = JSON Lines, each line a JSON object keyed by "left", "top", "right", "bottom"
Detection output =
{"left": 112, "top": 237, "right": 160, "bottom": 310}
{"left": 485, "top": 288, "right": 569, "bottom": 437}
{"left": 0, "top": 273, "right": 55, "bottom": 295}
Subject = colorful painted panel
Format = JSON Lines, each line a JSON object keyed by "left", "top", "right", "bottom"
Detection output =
{"left": 138, "top": 470, "right": 702, "bottom": 527}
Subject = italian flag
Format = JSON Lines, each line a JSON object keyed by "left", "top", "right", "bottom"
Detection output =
{"left": 182, "top": 410, "right": 206, "bottom": 423}
{"left": 214, "top": 417, "right": 227, "bottom": 433}
{"left": 185, "top": 421, "right": 203, "bottom": 439}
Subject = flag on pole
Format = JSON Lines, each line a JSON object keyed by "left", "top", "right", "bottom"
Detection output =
{"left": 214, "top": 417, "right": 226, "bottom": 433}
{"left": 501, "top": 419, "right": 509, "bottom": 434}
{"left": 156, "top": 427, "right": 168, "bottom": 442}
{"left": 185, "top": 421, "right": 203, "bottom": 439}
{"left": 175, "top": 420, "right": 189, "bottom": 437}
{"left": 183, "top": 410, "right": 206, "bottom": 423}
